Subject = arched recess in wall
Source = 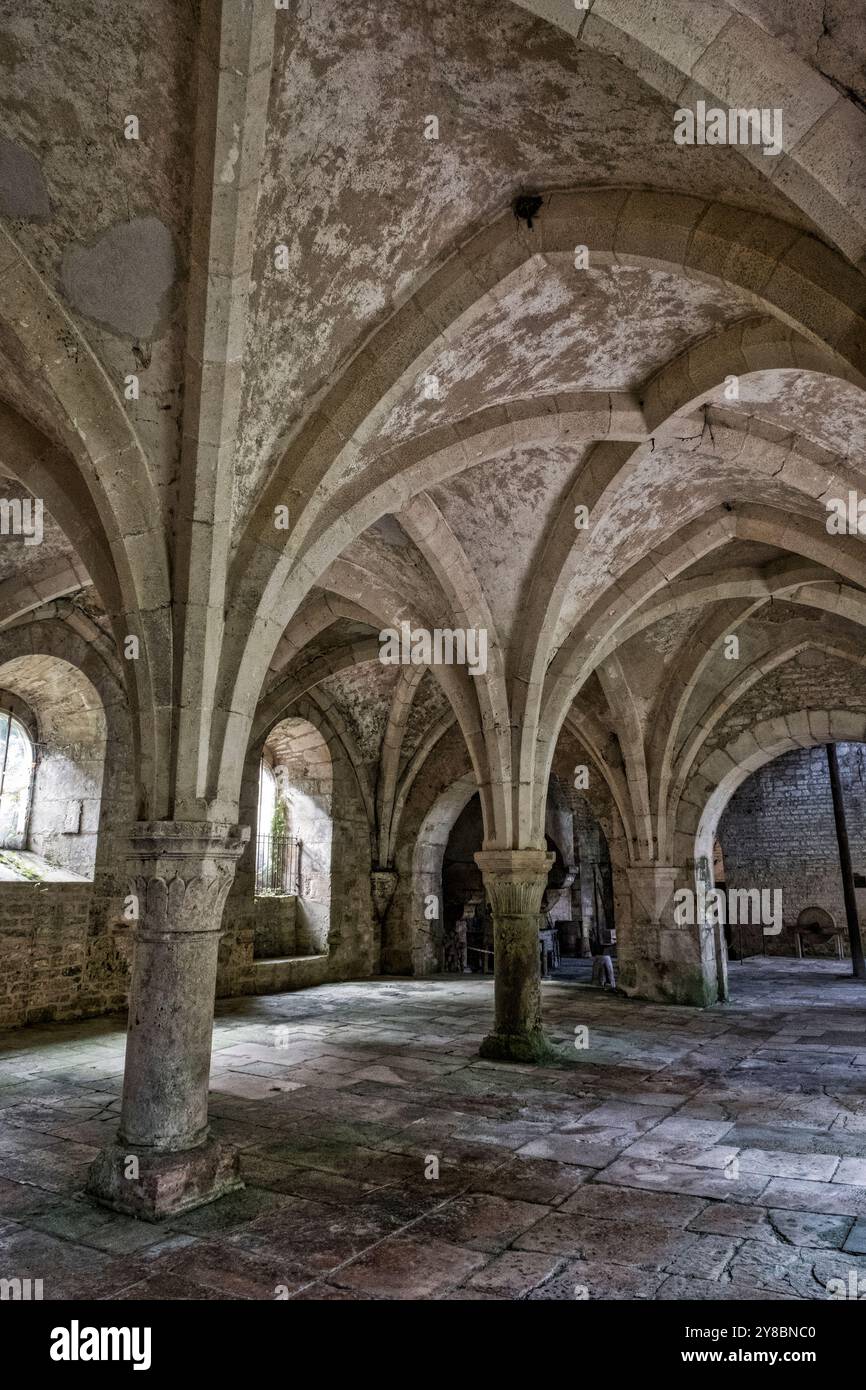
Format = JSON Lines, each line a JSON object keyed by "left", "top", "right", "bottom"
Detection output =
{"left": 0, "top": 655, "right": 107, "bottom": 880}
{"left": 717, "top": 742, "right": 866, "bottom": 963}
{"left": 401, "top": 772, "right": 478, "bottom": 977}
{"left": 0, "top": 621, "right": 133, "bottom": 1028}
{"left": 0, "top": 704, "right": 36, "bottom": 853}
{"left": 257, "top": 715, "right": 334, "bottom": 959}
{"left": 679, "top": 710, "right": 866, "bottom": 998}
{"left": 688, "top": 713, "right": 866, "bottom": 869}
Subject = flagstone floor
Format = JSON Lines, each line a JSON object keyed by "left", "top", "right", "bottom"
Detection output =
{"left": 1, "top": 957, "right": 865, "bottom": 1300}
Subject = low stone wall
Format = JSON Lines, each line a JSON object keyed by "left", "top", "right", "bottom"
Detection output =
{"left": 252, "top": 895, "right": 297, "bottom": 958}
{"left": 0, "top": 882, "right": 128, "bottom": 1028}
{"left": 249, "top": 954, "right": 329, "bottom": 994}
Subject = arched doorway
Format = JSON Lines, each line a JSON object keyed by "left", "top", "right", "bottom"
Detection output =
{"left": 717, "top": 742, "right": 866, "bottom": 965}
{"left": 0, "top": 657, "right": 108, "bottom": 881}
{"left": 681, "top": 715, "right": 866, "bottom": 1001}
{"left": 436, "top": 786, "right": 595, "bottom": 980}
{"left": 397, "top": 771, "right": 477, "bottom": 976}
{"left": 0, "top": 710, "right": 35, "bottom": 853}
{"left": 255, "top": 716, "right": 334, "bottom": 958}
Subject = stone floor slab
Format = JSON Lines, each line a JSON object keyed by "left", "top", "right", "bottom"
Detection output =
{"left": 0, "top": 958, "right": 863, "bottom": 1301}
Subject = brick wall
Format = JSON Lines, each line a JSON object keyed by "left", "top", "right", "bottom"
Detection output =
{"left": 718, "top": 742, "right": 866, "bottom": 957}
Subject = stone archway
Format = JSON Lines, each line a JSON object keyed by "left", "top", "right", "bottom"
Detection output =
{"left": 674, "top": 710, "right": 866, "bottom": 1001}
{"left": 258, "top": 715, "right": 334, "bottom": 958}
{"left": 220, "top": 693, "right": 375, "bottom": 997}
{"left": 389, "top": 771, "right": 479, "bottom": 977}
{"left": 687, "top": 711, "right": 866, "bottom": 868}
{"left": 0, "top": 622, "right": 132, "bottom": 1027}
{"left": 0, "top": 654, "right": 107, "bottom": 879}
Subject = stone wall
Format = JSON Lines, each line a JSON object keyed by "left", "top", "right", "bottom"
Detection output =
{"left": 0, "top": 882, "right": 128, "bottom": 1027}
{"left": 28, "top": 735, "right": 105, "bottom": 878}
{"left": 718, "top": 742, "right": 866, "bottom": 958}
{"left": 251, "top": 894, "right": 297, "bottom": 959}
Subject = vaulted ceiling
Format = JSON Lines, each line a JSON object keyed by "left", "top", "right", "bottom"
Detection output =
{"left": 0, "top": 0, "right": 864, "bottom": 844}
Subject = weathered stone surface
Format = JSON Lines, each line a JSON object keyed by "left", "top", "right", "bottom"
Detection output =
{"left": 87, "top": 821, "right": 249, "bottom": 1219}
{"left": 0, "top": 0, "right": 864, "bottom": 1296}
{"left": 0, "top": 958, "right": 860, "bottom": 1298}
{"left": 475, "top": 849, "right": 556, "bottom": 1062}
{"left": 85, "top": 1135, "right": 242, "bottom": 1223}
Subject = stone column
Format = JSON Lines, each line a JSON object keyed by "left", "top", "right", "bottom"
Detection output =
{"left": 575, "top": 815, "right": 599, "bottom": 954}
{"left": 87, "top": 821, "right": 249, "bottom": 1220}
{"left": 618, "top": 862, "right": 717, "bottom": 1007}
{"left": 474, "top": 848, "right": 555, "bottom": 1063}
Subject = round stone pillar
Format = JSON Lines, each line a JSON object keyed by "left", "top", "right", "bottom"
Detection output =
{"left": 87, "top": 821, "right": 249, "bottom": 1220}
{"left": 474, "top": 848, "right": 555, "bottom": 1063}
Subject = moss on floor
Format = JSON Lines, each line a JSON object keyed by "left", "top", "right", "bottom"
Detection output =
{"left": 0, "top": 850, "right": 46, "bottom": 881}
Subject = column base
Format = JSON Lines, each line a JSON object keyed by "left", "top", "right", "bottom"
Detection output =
{"left": 85, "top": 1136, "right": 243, "bottom": 1222}
{"left": 618, "top": 955, "right": 717, "bottom": 1008}
{"left": 479, "top": 1028, "right": 556, "bottom": 1064}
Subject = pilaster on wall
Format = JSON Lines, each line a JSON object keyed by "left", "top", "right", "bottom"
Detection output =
{"left": 618, "top": 862, "right": 719, "bottom": 1007}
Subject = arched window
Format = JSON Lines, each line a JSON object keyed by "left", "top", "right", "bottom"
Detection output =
{"left": 257, "top": 759, "right": 277, "bottom": 840}
{"left": 254, "top": 718, "right": 332, "bottom": 954}
{"left": 255, "top": 759, "right": 283, "bottom": 895}
{"left": 0, "top": 661, "right": 107, "bottom": 879}
{"left": 0, "top": 712, "right": 34, "bottom": 849}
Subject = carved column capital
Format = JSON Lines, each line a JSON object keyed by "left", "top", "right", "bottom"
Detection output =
{"left": 128, "top": 821, "right": 250, "bottom": 940}
{"left": 370, "top": 868, "right": 399, "bottom": 924}
{"left": 474, "top": 849, "right": 555, "bottom": 918}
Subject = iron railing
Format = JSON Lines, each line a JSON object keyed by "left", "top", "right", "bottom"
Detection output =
{"left": 255, "top": 833, "right": 302, "bottom": 896}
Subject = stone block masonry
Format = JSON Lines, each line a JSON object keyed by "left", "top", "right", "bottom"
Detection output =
{"left": 0, "top": 883, "right": 125, "bottom": 1027}
{"left": 719, "top": 743, "right": 866, "bottom": 957}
